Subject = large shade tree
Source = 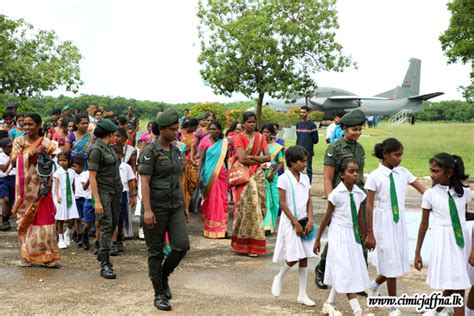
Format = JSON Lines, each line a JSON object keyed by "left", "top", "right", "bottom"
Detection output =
{"left": 197, "top": 0, "right": 355, "bottom": 126}
{"left": 439, "top": 0, "right": 474, "bottom": 102}
{"left": 0, "top": 15, "right": 82, "bottom": 103}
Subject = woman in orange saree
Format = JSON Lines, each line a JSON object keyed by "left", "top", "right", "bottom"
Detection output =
{"left": 11, "top": 113, "right": 60, "bottom": 267}
{"left": 180, "top": 118, "right": 199, "bottom": 208}
{"left": 198, "top": 121, "right": 228, "bottom": 238}
{"left": 230, "top": 112, "right": 270, "bottom": 257}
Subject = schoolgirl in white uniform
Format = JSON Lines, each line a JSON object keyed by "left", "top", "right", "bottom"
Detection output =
{"left": 271, "top": 146, "right": 316, "bottom": 306}
{"left": 364, "top": 138, "right": 426, "bottom": 315}
{"left": 54, "top": 151, "right": 79, "bottom": 249}
{"left": 315, "top": 158, "right": 368, "bottom": 316}
{"left": 415, "top": 153, "right": 472, "bottom": 315}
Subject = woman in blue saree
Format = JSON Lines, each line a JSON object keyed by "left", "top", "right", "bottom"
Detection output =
{"left": 65, "top": 114, "right": 94, "bottom": 165}
{"left": 197, "top": 120, "right": 229, "bottom": 238}
{"left": 261, "top": 124, "right": 284, "bottom": 234}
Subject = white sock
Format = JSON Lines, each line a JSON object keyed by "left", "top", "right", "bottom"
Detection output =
{"left": 58, "top": 234, "right": 64, "bottom": 242}
{"left": 298, "top": 267, "right": 309, "bottom": 298}
{"left": 327, "top": 286, "right": 337, "bottom": 304}
{"left": 466, "top": 306, "right": 474, "bottom": 316}
{"left": 369, "top": 280, "right": 380, "bottom": 292}
{"left": 349, "top": 298, "right": 361, "bottom": 314}
{"left": 276, "top": 262, "right": 292, "bottom": 280}
{"left": 66, "top": 228, "right": 74, "bottom": 236}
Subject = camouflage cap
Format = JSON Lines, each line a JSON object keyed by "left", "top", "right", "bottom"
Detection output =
{"left": 96, "top": 119, "right": 118, "bottom": 133}
{"left": 155, "top": 109, "right": 179, "bottom": 127}
{"left": 341, "top": 109, "right": 365, "bottom": 126}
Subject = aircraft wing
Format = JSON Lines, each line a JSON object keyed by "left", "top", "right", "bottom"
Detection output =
{"left": 327, "top": 96, "right": 388, "bottom": 101}
{"left": 408, "top": 92, "right": 444, "bottom": 101}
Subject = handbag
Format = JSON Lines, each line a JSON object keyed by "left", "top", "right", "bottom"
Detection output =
{"left": 287, "top": 174, "right": 317, "bottom": 241}
{"left": 228, "top": 134, "right": 262, "bottom": 187}
{"left": 228, "top": 156, "right": 250, "bottom": 187}
{"left": 189, "top": 185, "right": 203, "bottom": 215}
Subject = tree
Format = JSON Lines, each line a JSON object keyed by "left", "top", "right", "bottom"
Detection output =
{"left": 439, "top": 0, "right": 474, "bottom": 102}
{"left": 0, "top": 15, "right": 82, "bottom": 100}
{"left": 197, "top": 0, "right": 354, "bottom": 127}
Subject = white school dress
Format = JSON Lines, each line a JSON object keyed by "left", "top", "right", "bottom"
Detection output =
{"left": 422, "top": 185, "right": 472, "bottom": 290}
{"left": 365, "top": 164, "right": 416, "bottom": 277}
{"left": 273, "top": 170, "right": 316, "bottom": 263}
{"left": 119, "top": 162, "right": 136, "bottom": 238}
{"left": 53, "top": 168, "right": 79, "bottom": 221}
{"left": 324, "top": 182, "right": 369, "bottom": 293}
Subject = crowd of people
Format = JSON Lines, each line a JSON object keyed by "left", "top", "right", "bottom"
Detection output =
{"left": 0, "top": 102, "right": 472, "bottom": 314}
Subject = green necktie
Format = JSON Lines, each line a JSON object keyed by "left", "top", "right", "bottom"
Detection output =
{"left": 448, "top": 191, "right": 464, "bottom": 248}
{"left": 350, "top": 192, "right": 362, "bottom": 244}
{"left": 66, "top": 171, "right": 73, "bottom": 208}
{"left": 389, "top": 173, "right": 400, "bottom": 223}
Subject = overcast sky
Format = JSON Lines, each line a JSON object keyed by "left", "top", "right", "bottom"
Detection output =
{"left": 2, "top": 0, "right": 470, "bottom": 103}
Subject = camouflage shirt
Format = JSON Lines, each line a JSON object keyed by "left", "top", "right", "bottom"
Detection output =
{"left": 323, "top": 138, "right": 365, "bottom": 190}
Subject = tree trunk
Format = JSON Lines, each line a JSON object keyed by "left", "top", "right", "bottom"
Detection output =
{"left": 256, "top": 92, "right": 265, "bottom": 130}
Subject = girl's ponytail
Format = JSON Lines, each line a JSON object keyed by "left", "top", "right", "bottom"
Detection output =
{"left": 430, "top": 152, "right": 468, "bottom": 197}
{"left": 373, "top": 138, "right": 403, "bottom": 160}
{"left": 451, "top": 154, "right": 469, "bottom": 196}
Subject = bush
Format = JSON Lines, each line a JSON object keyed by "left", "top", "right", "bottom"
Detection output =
{"left": 189, "top": 103, "right": 227, "bottom": 124}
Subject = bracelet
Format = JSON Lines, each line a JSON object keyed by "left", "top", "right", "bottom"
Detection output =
{"left": 367, "top": 229, "right": 374, "bottom": 233}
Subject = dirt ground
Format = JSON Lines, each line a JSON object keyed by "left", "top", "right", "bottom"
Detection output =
{"left": 1, "top": 175, "right": 472, "bottom": 315}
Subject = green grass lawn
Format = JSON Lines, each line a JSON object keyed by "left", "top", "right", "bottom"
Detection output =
{"left": 285, "top": 122, "right": 474, "bottom": 177}
{"left": 137, "top": 119, "right": 473, "bottom": 177}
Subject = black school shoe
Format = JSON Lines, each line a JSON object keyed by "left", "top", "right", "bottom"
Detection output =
{"left": 1, "top": 221, "right": 11, "bottom": 231}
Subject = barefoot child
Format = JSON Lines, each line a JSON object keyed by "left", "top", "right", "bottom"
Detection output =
{"left": 315, "top": 158, "right": 368, "bottom": 316}
{"left": 415, "top": 153, "right": 471, "bottom": 315}
{"left": 54, "top": 151, "right": 79, "bottom": 249}
{"left": 364, "top": 138, "right": 426, "bottom": 314}
{"left": 271, "top": 145, "right": 316, "bottom": 306}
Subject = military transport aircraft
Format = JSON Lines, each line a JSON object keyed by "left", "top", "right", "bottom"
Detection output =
{"left": 266, "top": 58, "right": 444, "bottom": 121}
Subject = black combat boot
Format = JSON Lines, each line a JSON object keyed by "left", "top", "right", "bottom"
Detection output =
{"left": 98, "top": 253, "right": 116, "bottom": 279}
{"left": 152, "top": 280, "right": 171, "bottom": 311}
{"left": 315, "top": 264, "right": 328, "bottom": 289}
{"left": 93, "top": 240, "right": 100, "bottom": 255}
{"left": 162, "top": 276, "right": 172, "bottom": 300}
{"left": 83, "top": 234, "right": 90, "bottom": 250}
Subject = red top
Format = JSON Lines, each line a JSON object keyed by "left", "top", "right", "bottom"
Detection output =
{"left": 233, "top": 132, "right": 267, "bottom": 176}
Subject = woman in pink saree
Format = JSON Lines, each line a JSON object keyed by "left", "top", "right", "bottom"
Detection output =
{"left": 198, "top": 121, "right": 228, "bottom": 238}
{"left": 11, "top": 113, "right": 60, "bottom": 267}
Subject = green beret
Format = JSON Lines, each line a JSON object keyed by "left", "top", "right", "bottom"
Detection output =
{"left": 63, "top": 105, "right": 70, "bottom": 110}
{"left": 341, "top": 109, "right": 365, "bottom": 126}
{"left": 196, "top": 114, "right": 206, "bottom": 120}
{"left": 96, "top": 119, "right": 118, "bottom": 133}
{"left": 155, "top": 109, "right": 179, "bottom": 127}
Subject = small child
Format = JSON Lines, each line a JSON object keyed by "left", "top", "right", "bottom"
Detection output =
{"left": 54, "top": 151, "right": 79, "bottom": 249}
{"left": 415, "top": 153, "right": 471, "bottom": 315}
{"left": 76, "top": 160, "right": 94, "bottom": 251}
{"left": 271, "top": 145, "right": 316, "bottom": 306}
{"left": 315, "top": 158, "right": 368, "bottom": 316}
{"left": 0, "top": 138, "right": 15, "bottom": 231}
{"left": 8, "top": 113, "right": 25, "bottom": 140}
{"left": 364, "top": 138, "right": 426, "bottom": 314}
{"left": 71, "top": 157, "right": 87, "bottom": 248}
{"left": 111, "top": 145, "right": 135, "bottom": 254}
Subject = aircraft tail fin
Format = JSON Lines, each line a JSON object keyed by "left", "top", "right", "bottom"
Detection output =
{"left": 374, "top": 58, "right": 421, "bottom": 99}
